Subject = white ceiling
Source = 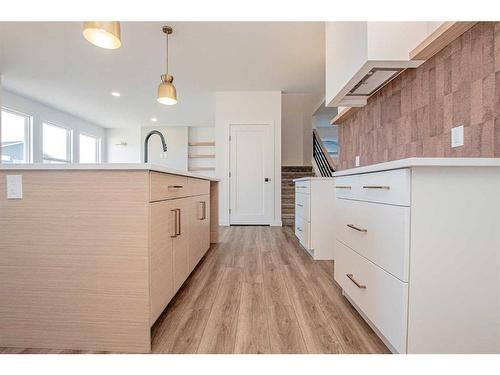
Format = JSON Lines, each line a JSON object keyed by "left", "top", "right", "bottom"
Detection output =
{"left": 0, "top": 22, "right": 325, "bottom": 128}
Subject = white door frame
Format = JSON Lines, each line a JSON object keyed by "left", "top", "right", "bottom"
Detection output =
{"left": 227, "top": 122, "right": 275, "bottom": 225}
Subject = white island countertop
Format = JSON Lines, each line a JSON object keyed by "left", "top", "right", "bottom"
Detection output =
{"left": 333, "top": 157, "right": 500, "bottom": 177}
{"left": 0, "top": 163, "right": 220, "bottom": 182}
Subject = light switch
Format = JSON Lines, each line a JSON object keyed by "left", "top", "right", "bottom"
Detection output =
{"left": 451, "top": 125, "right": 464, "bottom": 148}
{"left": 355, "top": 155, "right": 360, "bottom": 167}
{"left": 6, "top": 175, "right": 23, "bottom": 199}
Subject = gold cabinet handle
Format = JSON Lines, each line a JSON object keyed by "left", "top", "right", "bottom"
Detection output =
{"left": 170, "top": 209, "right": 178, "bottom": 238}
{"left": 177, "top": 209, "right": 182, "bottom": 236}
{"left": 168, "top": 185, "right": 184, "bottom": 190}
{"left": 335, "top": 186, "right": 352, "bottom": 189}
{"left": 296, "top": 186, "right": 307, "bottom": 189}
{"left": 347, "top": 224, "right": 367, "bottom": 232}
{"left": 296, "top": 203, "right": 303, "bottom": 207}
{"left": 346, "top": 274, "right": 366, "bottom": 289}
{"left": 199, "top": 201, "right": 207, "bottom": 220}
{"left": 362, "top": 185, "right": 390, "bottom": 189}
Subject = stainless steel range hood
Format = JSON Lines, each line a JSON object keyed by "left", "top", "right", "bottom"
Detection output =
{"left": 347, "top": 68, "right": 404, "bottom": 96}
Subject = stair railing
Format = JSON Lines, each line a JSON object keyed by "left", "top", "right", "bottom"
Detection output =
{"left": 312, "top": 129, "right": 337, "bottom": 177}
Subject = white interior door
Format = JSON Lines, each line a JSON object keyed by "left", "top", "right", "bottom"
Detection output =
{"left": 229, "top": 124, "right": 274, "bottom": 225}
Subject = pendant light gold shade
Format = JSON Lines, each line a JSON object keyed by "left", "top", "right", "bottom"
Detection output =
{"left": 157, "top": 74, "right": 177, "bottom": 105}
{"left": 156, "top": 26, "right": 178, "bottom": 105}
{"left": 83, "top": 21, "right": 121, "bottom": 49}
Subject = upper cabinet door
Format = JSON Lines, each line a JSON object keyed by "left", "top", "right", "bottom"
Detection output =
{"left": 325, "top": 22, "right": 430, "bottom": 108}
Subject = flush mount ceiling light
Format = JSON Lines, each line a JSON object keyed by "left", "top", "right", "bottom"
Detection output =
{"left": 151, "top": 118, "right": 158, "bottom": 122}
{"left": 111, "top": 91, "right": 121, "bottom": 97}
{"left": 157, "top": 26, "right": 177, "bottom": 106}
{"left": 83, "top": 21, "right": 121, "bottom": 49}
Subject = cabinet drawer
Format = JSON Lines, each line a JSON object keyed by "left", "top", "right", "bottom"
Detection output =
{"left": 150, "top": 172, "right": 189, "bottom": 201}
{"left": 187, "top": 177, "right": 210, "bottom": 196}
{"left": 336, "top": 198, "right": 410, "bottom": 281}
{"left": 295, "top": 192, "right": 310, "bottom": 222}
{"left": 295, "top": 216, "right": 310, "bottom": 250}
{"left": 295, "top": 180, "right": 310, "bottom": 194}
{"left": 335, "top": 168, "right": 410, "bottom": 206}
{"left": 335, "top": 241, "right": 408, "bottom": 353}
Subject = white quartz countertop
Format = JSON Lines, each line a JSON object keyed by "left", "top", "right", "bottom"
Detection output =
{"left": 332, "top": 157, "right": 500, "bottom": 177}
{"left": 0, "top": 163, "right": 220, "bottom": 181}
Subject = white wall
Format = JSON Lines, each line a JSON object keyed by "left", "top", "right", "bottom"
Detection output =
{"left": 106, "top": 128, "right": 141, "bottom": 163}
{"left": 282, "top": 93, "right": 322, "bottom": 166}
{"left": 215, "top": 91, "right": 282, "bottom": 226}
{"left": 1, "top": 90, "right": 106, "bottom": 163}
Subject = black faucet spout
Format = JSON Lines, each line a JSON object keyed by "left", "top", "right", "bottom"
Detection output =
{"left": 144, "top": 130, "right": 168, "bottom": 163}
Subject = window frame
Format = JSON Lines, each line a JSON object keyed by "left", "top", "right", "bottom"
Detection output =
{"left": 78, "top": 132, "right": 101, "bottom": 164}
{"left": 0, "top": 107, "right": 32, "bottom": 164}
{"left": 42, "top": 121, "right": 73, "bottom": 164}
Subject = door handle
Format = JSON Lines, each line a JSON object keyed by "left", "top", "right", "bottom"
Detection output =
{"left": 176, "top": 209, "right": 181, "bottom": 236}
{"left": 171, "top": 209, "right": 178, "bottom": 238}
{"left": 199, "top": 201, "right": 206, "bottom": 220}
{"left": 265, "top": 177, "right": 271, "bottom": 182}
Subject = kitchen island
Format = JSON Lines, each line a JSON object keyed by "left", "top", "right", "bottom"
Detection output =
{"left": 0, "top": 164, "right": 219, "bottom": 353}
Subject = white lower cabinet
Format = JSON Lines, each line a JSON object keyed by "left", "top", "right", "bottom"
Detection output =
{"left": 333, "top": 160, "right": 500, "bottom": 353}
{"left": 335, "top": 241, "right": 408, "bottom": 353}
{"left": 293, "top": 178, "right": 336, "bottom": 260}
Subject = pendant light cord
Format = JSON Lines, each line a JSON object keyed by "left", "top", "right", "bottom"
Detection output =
{"left": 165, "top": 31, "right": 169, "bottom": 74}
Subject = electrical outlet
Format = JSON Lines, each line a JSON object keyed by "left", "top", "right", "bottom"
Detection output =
{"left": 355, "top": 155, "right": 360, "bottom": 167}
{"left": 451, "top": 125, "right": 464, "bottom": 148}
{"left": 6, "top": 175, "right": 23, "bottom": 199}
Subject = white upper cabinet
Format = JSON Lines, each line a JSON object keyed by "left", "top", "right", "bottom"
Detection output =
{"left": 325, "top": 22, "right": 433, "bottom": 108}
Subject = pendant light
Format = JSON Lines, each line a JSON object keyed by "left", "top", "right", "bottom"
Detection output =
{"left": 83, "top": 21, "right": 121, "bottom": 49}
{"left": 157, "top": 26, "right": 177, "bottom": 105}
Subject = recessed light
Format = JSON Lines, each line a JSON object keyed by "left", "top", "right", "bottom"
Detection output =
{"left": 151, "top": 118, "right": 158, "bottom": 122}
{"left": 111, "top": 92, "right": 121, "bottom": 97}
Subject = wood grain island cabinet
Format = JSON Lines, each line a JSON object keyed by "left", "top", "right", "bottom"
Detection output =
{"left": 0, "top": 164, "right": 219, "bottom": 353}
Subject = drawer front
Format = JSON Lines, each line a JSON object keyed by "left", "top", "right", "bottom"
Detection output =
{"left": 334, "top": 174, "right": 358, "bottom": 200}
{"left": 335, "top": 241, "right": 408, "bottom": 353}
{"left": 336, "top": 198, "right": 410, "bottom": 281}
{"left": 295, "top": 192, "right": 311, "bottom": 222}
{"left": 150, "top": 172, "right": 189, "bottom": 201}
{"left": 295, "top": 216, "right": 310, "bottom": 250}
{"left": 295, "top": 180, "right": 311, "bottom": 194}
{"left": 187, "top": 177, "right": 210, "bottom": 196}
{"left": 335, "top": 168, "right": 410, "bottom": 206}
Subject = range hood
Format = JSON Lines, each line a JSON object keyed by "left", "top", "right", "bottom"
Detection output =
{"left": 347, "top": 68, "right": 404, "bottom": 96}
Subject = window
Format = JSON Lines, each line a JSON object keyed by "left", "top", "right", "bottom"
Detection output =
{"left": 43, "top": 122, "right": 72, "bottom": 163}
{"left": 79, "top": 134, "right": 100, "bottom": 163}
{"left": 1, "top": 108, "right": 31, "bottom": 163}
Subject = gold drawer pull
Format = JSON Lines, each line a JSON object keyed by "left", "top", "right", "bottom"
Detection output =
{"left": 335, "top": 185, "right": 352, "bottom": 189}
{"left": 346, "top": 274, "right": 366, "bottom": 289}
{"left": 362, "top": 185, "right": 390, "bottom": 189}
{"left": 168, "top": 185, "right": 184, "bottom": 190}
{"left": 296, "top": 203, "right": 303, "bottom": 207}
{"left": 347, "top": 224, "right": 367, "bottom": 232}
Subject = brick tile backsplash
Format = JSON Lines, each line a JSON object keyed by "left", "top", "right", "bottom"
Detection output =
{"left": 337, "top": 22, "right": 500, "bottom": 170}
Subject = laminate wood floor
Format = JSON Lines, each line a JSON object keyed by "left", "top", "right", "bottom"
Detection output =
{"left": 0, "top": 226, "right": 389, "bottom": 354}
